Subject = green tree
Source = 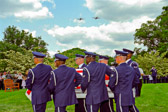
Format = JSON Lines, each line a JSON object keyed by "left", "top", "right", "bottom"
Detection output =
{"left": 134, "top": 6, "right": 168, "bottom": 55}
{"left": 0, "top": 50, "right": 34, "bottom": 73}
{"left": 135, "top": 51, "right": 168, "bottom": 77}
{"left": 3, "top": 25, "right": 48, "bottom": 53}
{"left": 0, "top": 41, "right": 25, "bottom": 53}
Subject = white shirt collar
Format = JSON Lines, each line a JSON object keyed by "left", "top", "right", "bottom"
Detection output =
{"left": 79, "top": 63, "right": 84, "bottom": 69}
{"left": 126, "top": 59, "right": 131, "bottom": 63}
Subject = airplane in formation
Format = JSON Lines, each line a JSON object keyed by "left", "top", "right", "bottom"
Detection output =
{"left": 77, "top": 18, "right": 84, "bottom": 20}
{"left": 76, "top": 17, "right": 100, "bottom": 21}
{"left": 93, "top": 17, "right": 100, "bottom": 20}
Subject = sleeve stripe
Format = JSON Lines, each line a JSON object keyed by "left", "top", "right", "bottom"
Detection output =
{"left": 113, "top": 67, "right": 118, "bottom": 85}
{"left": 83, "top": 67, "right": 90, "bottom": 82}
{"left": 29, "top": 69, "right": 34, "bottom": 84}
{"left": 51, "top": 71, "right": 56, "bottom": 86}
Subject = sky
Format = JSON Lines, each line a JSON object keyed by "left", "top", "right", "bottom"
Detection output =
{"left": 0, "top": 0, "right": 167, "bottom": 57}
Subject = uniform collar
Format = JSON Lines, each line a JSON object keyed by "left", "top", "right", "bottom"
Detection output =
{"left": 89, "top": 61, "right": 96, "bottom": 65}
{"left": 59, "top": 64, "right": 66, "bottom": 67}
{"left": 126, "top": 59, "right": 131, "bottom": 63}
{"left": 79, "top": 63, "right": 84, "bottom": 69}
{"left": 36, "top": 63, "right": 43, "bottom": 66}
{"left": 119, "top": 62, "right": 126, "bottom": 65}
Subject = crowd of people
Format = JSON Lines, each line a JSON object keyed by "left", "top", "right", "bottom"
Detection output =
{"left": 0, "top": 71, "right": 27, "bottom": 90}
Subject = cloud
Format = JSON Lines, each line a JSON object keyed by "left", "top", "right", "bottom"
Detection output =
{"left": 45, "top": 16, "right": 152, "bottom": 56}
{"left": 14, "top": 7, "right": 53, "bottom": 19}
{"left": 0, "top": 0, "right": 54, "bottom": 19}
{"left": 48, "top": 50, "right": 57, "bottom": 57}
{"left": 24, "top": 29, "right": 36, "bottom": 37}
{"left": 84, "top": 0, "right": 167, "bottom": 21}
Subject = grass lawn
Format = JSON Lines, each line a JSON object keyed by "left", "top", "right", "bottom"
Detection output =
{"left": 0, "top": 83, "right": 168, "bottom": 112}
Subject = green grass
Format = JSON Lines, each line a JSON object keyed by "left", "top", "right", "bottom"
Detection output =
{"left": 136, "top": 83, "right": 168, "bottom": 112}
{"left": 0, "top": 83, "right": 168, "bottom": 112}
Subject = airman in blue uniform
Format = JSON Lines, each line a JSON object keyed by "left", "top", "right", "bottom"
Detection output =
{"left": 108, "top": 50, "right": 139, "bottom": 112}
{"left": 81, "top": 51, "right": 115, "bottom": 112}
{"left": 75, "top": 54, "right": 87, "bottom": 112}
{"left": 123, "top": 48, "right": 141, "bottom": 93}
{"left": 48, "top": 54, "right": 82, "bottom": 112}
{"left": 150, "top": 66, "right": 157, "bottom": 83}
{"left": 75, "top": 54, "right": 87, "bottom": 69}
{"left": 99, "top": 55, "right": 115, "bottom": 112}
{"left": 26, "top": 52, "right": 52, "bottom": 112}
{"left": 123, "top": 48, "right": 140, "bottom": 112}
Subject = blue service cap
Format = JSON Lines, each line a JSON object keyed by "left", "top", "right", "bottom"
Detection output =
{"left": 75, "top": 54, "right": 84, "bottom": 60}
{"left": 75, "top": 54, "right": 84, "bottom": 58}
{"left": 32, "top": 51, "right": 46, "bottom": 58}
{"left": 84, "top": 51, "right": 97, "bottom": 57}
{"left": 115, "top": 50, "right": 128, "bottom": 56}
{"left": 123, "top": 48, "right": 134, "bottom": 54}
{"left": 99, "top": 55, "right": 109, "bottom": 60}
{"left": 55, "top": 54, "right": 68, "bottom": 61}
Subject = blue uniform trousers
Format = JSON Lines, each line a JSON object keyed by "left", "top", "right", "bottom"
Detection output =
{"left": 137, "top": 79, "right": 142, "bottom": 97}
{"left": 115, "top": 94, "right": 139, "bottom": 112}
{"left": 32, "top": 103, "right": 46, "bottom": 112}
{"left": 129, "top": 105, "right": 139, "bottom": 112}
{"left": 55, "top": 106, "right": 67, "bottom": 112}
{"left": 86, "top": 103, "right": 100, "bottom": 112}
{"left": 115, "top": 96, "right": 129, "bottom": 112}
{"left": 116, "top": 106, "right": 129, "bottom": 112}
{"left": 75, "top": 99, "right": 87, "bottom": 112}
{"left": 152, "top": 76, "right": 157, "bottom": 83}
{"left": 135, "top": 86, "right": 139, "bottom": 97}
{"left": 100, "top": 99, "right": 115, "bottom": 112}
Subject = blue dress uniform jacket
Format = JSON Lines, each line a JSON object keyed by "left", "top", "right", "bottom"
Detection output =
{"left": 26, "top": 63, "right": 52, "bottom": 105}
{"left": 81, "top": 61, "right": 115, "bottom": 105}
{"left": 108, "top": 63, "right": 139, "bottom": 106}
{"left": 48, "top": 65, "right": 82, "bottom": 107}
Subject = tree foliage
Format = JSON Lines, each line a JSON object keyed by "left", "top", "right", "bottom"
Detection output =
{"left": 0, "top": 50, "right": 34, "bottom": 74}
{"left": 135, "top": 51, "right": 168, "bottom": 77}
{"left": 61, "top": 48, "right": 86, "bottom": 68}
{"left": 3, "top": 26, "right": 48, "bottom": 53}
{"left": 134, "top": 6, "right": 168, "bottom": 55}
{"left": 0, "top": 49, "right": 57, "bottom": 74}
{"left": 0, "top": 41, "right": 26, "bottom": 54}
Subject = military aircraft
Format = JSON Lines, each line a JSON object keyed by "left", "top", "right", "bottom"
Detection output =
{"left": 93, "top": 17, "right": 100, "bottom": 20}
{"left": 77, "top": 18, "right": 84, "bottom": 20}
